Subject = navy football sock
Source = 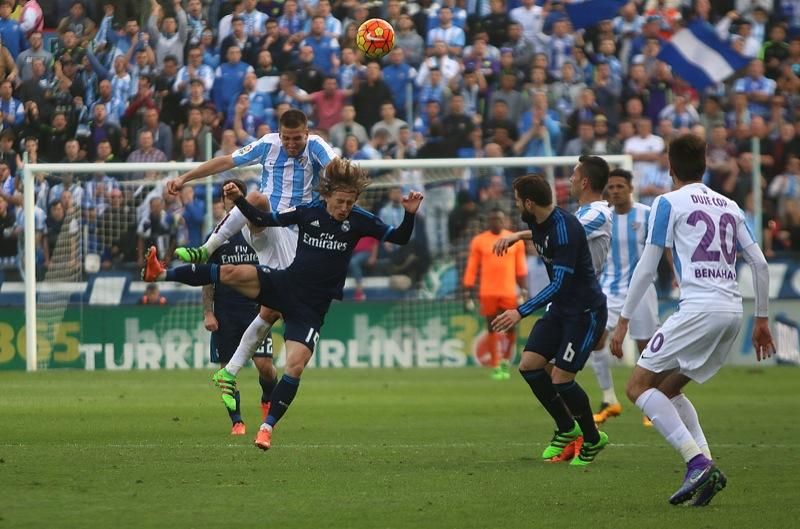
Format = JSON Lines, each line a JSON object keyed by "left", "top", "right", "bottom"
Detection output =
{"left": 259, "top": 375, "right": 278, "bottom": 403}
{"left": 166, "top": 264, "right": 219, "bottom": 286}
{"left": 266, "top": 374, "right": 300, "bottom": 428}
{"left": 228, "top": 390, "right": 242, "bottom": 425}
{"left": 520, "top": 369, "right": 574, "bottom": 433}
{"left": 554, "top": 380, "right": 600, "bottom": 444}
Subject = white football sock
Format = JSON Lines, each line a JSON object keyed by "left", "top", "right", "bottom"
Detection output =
{"left": 225, "top": 315, "right": 273, "bottom": 376}
{"left": 636, "top": 388, "right": 701, "bottom": 463}
{"left": 671, "top": 393, "right": 711, "bottom": 459}
{"left": 203, "top": 206, "right": 248, "bottom": 255}
{"left": 590, "top": 346, "right": 617, "bottom": 403}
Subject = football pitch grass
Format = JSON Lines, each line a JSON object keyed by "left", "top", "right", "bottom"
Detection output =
{"left": 2, "top": 367, "right": 798, "bottom": 529}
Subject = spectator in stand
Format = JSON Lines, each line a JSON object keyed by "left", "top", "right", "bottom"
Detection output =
{"left": 371, "top": 102, "right": 408, "bottom": 145}
{"left": 0, "top": 1, "right": 28, "bottom": 59}
{"left": 57, "top": 1, "right": 96, "bottom": 47}
{"left": 382, "top": 48, "right": 416, "bottom": 121}
{"left": 733, "top": 59, "right": 776, "bottom": 118}
{"left": 354, "top": 128, "right": 390, "bottom": 161}
{"left": 140, "top": 283, "right": 167, "bottom": 304}
{"left": 176, "top": 184, "right": 205, "bottom": 248}
{"left": 353, "top": 61, "right": 393, "bottom": 132}
{"left": 768, "top": 154, "right": 800, "bottom": 218}
{"left": 395, "top": 13, "right": 424, "bottom": 68}
{"left": 427, "top": 6, "right": 465, "bottom": 56}
{"left": 136, "top": 195, "right": 174, "bottom": 268}
{"left": 88, "top": 103, "right": 121, "bottom": 160}
{"left": 624, "top": 117, "right": 664, "bottom": 188}
{"left": 220, "top": 15, "right": 258, "bottom": 67}
{"left": 242, "top": 0, "right": 267, "bottom": 39}
{"left": 639, "top": 149, "right": 672, "bottom": 206}
{"left": 289, "top": 75, "right": 350, "bottom": 133}
{"left": 15, "top": 30, "right": 49, "bottom": 82}
{"left": 127, "top": 129, "right": 167, "bottom": 181}
{"left": 19, "top": 0, "right": 43, "bottom": 38}
{"left": 563, "top": 121, "right": 596, "bottom": 157}
{"left": 418, "top": 40, "right": 462, "bottom": 87}
{"left": 348, "top": 236, "right": 378, "bottom": 301}
{"left": 147, "top": 0, "right": 188, "bottom": 69}
{"left": 174, "top": 45, "right": 214, "bottom": 99}
{"left": 138, "top": 107, "right": 173, "bottom": 160}
{"left": 0, "top": 79, "right": 23, "bottom": 127}
{"left": 212, "top": 45, "right": 253, "bottom": 121}
{"left": 328, "top": 105, "right": 368, "bottom": 151}
{"left": 300, "top": 15, "right": 340, "bottom": 76}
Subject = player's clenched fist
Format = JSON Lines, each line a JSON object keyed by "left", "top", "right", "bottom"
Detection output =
{"left": 166, "top": 178, "right": 183, "bottom": 196}
{"left": 224, "top": 182, "right": 243, "bottom": 201}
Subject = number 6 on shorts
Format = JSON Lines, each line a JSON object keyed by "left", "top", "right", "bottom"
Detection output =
{"left": 563, "top": 342, "right": 576, "bottom": 362}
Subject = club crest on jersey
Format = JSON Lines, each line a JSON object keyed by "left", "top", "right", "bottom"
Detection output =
{"left": 235, "top": 143, "right": 254, "bottom": 156}
{"left": 341, "top": 220, "right": 351, "bottom": 232}
{"left": 633, "top": 222, "right": 641, "bottom": 231}
{"left": 297, "top": 155, "right": 308, "bottom": 166}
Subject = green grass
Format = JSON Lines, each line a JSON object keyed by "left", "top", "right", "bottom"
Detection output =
{"left": 1, "top": 367, "right": 798, "bottom": 529}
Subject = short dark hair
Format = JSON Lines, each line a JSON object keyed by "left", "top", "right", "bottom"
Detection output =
{"left": 608, "top": 168, "right": 633, "bottom": 183}
{"left": 279, "top": 108, "right": 308, "bottom": 129}
{"left": 668, "top": 134, "right": 706, "bottom": 182}
{"left": 223, "top": 178, "right": 247, "bottom": 197}
{"left": 577, "top": 155, "right": 609, "bottom": 192}
{"left": 513, "top": 173, "right": 552, "bottom": 207}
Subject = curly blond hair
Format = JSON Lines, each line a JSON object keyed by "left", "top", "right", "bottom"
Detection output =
{"left": 316, "top": 158, "right": 371, "bottom": 196}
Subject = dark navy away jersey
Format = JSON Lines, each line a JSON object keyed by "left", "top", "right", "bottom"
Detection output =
{"left": 234, "top": 197, "right": 414, "bottom": 301}
{"left": 518, "top": 207, "right": 606, "bottom": 317}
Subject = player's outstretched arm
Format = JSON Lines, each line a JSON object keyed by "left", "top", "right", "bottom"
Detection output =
{"left": 492, "top": 230, "right": 532, "bottom": 256}
{"left": 166, "top": 154, "right": 237, "bottom": 196}
{"left": 382, "top": 192, "right": 423, "bottom": 245}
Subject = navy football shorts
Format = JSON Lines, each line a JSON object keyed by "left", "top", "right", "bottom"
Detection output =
{"left": 524, "top": 304, "right": 608, "bottom": 373}
{"left": 210, "top": 314, "right": 273, "bottom": 364}
{"left": 256, "top": 266, "right": 330, "bottom": 353}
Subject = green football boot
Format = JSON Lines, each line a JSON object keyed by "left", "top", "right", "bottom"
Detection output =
{"left": 570, "top": 431, "right": 609, "bottom": 466}
{"left": 542, "top": 421, "right": 582, "bottom": 460}
{"left": 212, "top": 367, "right": 237, "bottom": 412}
{"left": 174, "top": 246, "right": 209, "bottom": 263}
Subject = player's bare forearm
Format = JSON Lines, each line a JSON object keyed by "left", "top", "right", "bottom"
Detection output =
{"left": 202, "top": 284, "right": 214, "bottom": 314}
{"left": 175, "top": 155, "right": 236, "bottom": 187}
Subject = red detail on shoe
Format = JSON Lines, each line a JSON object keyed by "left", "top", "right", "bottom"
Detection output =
{"left": 544, "top": 436, "right": 583, "bottom": 463}
{"left": 143, "top": 245, "right": 166, "bottom": 282}
{"left": 231, "top": 422, "right": 246, "bottom": 436}
{"left": 254, "top": 428, "right": 271, "bottom": 451}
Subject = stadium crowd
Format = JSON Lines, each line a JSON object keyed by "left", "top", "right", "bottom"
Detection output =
{"left": 0, "top": 0, "right": 798, "bottom": 297}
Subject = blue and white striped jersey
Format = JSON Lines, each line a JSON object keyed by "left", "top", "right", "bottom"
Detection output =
{"left": 576, "top": 200, "right": 612, "bottom": 278}
{"left": 600, "top": 202, "right": 651, "bottom": 298}
{"left": 230, "top": 133, "right": 337, "bottom": 212}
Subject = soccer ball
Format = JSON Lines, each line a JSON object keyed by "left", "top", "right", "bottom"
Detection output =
{"left": 356, "top": 18, "right": 395, "bottom": 59}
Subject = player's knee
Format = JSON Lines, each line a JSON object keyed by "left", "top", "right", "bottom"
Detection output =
{"left": 247, "top": 190, "right": 270, "bottom": 211}
{"left": 219, "top": 264, "right": 238, "bottom": 283}
{"left": 625, "top": 378, "right": 646, "bottom": 404}
{"left": 259, "top": 306, "right": 281, "bottom": 324}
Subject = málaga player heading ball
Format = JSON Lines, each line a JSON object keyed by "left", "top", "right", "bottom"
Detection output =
{"left": 356, "top": 18, "right": 395, "bottom": 59}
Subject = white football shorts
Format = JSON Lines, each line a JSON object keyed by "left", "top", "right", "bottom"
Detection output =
{"left": 637, "top": 310, "right": 742, "bottom": 383}
{"left": 242, "top": 224, "right": 297, "bottom": 270}
{"left": 606, "top": 285, "right": 660, "bottom": 340}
